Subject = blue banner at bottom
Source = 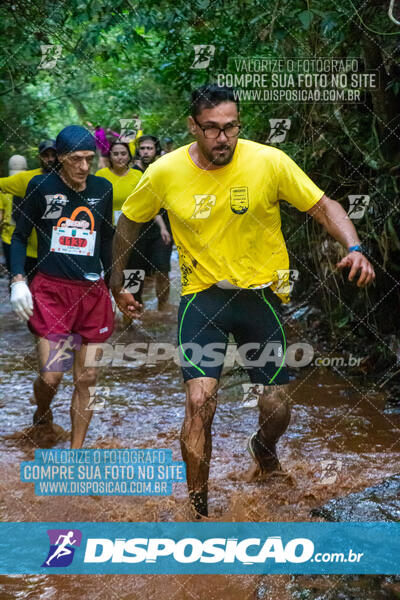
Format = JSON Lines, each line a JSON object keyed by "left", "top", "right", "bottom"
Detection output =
{"left": 0, "top": 522, "right": 398, "bottom": 574}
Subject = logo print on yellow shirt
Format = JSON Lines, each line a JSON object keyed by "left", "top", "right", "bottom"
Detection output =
{"left": 230, "top": 187, "right": 249, "bottom": 214}
{"left": 275, "top": 269, "right": 299, "bottom": 295}
{"left": 191, "top": 195, "right": 216, "bottom": 219}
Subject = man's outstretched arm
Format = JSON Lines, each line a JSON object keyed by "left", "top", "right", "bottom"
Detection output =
{"left": 110, "top": 213, "right": 143, "bottom": 316}
{"left": 307, "top": 194, "right": 375, "bottom": 287}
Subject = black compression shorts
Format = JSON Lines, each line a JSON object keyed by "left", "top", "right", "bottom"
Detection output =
{"left": 177, "top": 285, "right": 289, "bottom": 385}
{"left": 128, "top": 235, "right": 172, "bottom": 275}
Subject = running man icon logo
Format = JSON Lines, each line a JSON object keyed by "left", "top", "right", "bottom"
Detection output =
{"left": 319, "top": 459, "right": 343, "bottom": 485}
{"left": 119, "top": 118, "right": 141, "bottom": 140}
{"left": 242, "top": 383, "right": 264, "bottom": 408}
{"left": 43, "top": 334, "right": 82, "bottom": 372}
{"left": 191, "top": 45, "right": 215, "bottom": 69}
{"left": 122, "top": 269, "right": 145, "bottom": 294}
{"left": 38, "top": 45, "right": 63, "bottom": 70}
{"left": 87, "top": 386, "right": 111, "bottom": 411}
{"left": 267, "top": 119, "right": 291, "bottom": 143}
{"left": 191, "top": 195, "right": 217, "bottom": 219}
{"left": 43, "top": 194, "right": 68, "bottom": 219}
{"left": 347, "top": 195, "right": 370, "bottom": 220}
{"left": 275, "top": 269, "right": 299, "bottom": 295}
{"left": 42, "top": 529, "right": 82, "bottom": 568}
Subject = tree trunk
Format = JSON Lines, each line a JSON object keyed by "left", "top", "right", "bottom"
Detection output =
{"left": 361, "top": 22, "right": 400, "bottom": 162}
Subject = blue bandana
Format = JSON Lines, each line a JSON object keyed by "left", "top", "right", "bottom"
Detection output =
{"left": 56, "top": 125, "right": 96, "bottom": 154}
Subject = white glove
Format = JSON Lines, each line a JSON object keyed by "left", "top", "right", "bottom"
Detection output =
{"left": 10, "top": 280, "right": 33, "bottom": 321}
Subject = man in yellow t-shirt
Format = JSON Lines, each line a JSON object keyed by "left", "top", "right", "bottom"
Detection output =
{"left": 110, "top": 85, "right": 375, "bottom": 518}
{"left": 0, "top": 140, "right": 57, "bottom": 281}
{"left": 0, "top": 155, "right": 38, "bottom": 280}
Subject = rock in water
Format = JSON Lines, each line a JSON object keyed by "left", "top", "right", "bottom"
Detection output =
{"left": 311, "top": 474, "right": 400, "bottom": 521}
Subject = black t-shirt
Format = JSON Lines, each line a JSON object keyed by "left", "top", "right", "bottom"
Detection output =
{"left": 10, "top": 172, "right": 114, "bottom": 282}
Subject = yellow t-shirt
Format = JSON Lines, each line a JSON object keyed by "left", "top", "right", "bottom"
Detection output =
{"left": 122, "top": 139, "right": 324, "bottom": 301}
{"left": 0, "top": 168, "right": 42, "bottom": 258}
{"left": 0, "top": 192, "right": 14, "bottom": 243}
{"left": 0, "top": 192, "right": 15, "bottom": 244}
{"left": 95, "top": 167, "right": 142, "bottom": 223}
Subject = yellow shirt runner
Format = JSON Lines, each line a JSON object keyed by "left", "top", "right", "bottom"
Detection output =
{"left": 0, "top": 168, "right": 42, "bottom": 258}
{"left": 96, "top": 167, "right": 142, "bottom": 224}
{"left": 122, "top": 139, "right": 324, "bottom": 301}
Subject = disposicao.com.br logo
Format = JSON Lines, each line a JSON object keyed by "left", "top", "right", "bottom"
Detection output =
{"left": 38, "top": 530, "right": 365, "bottom": 572}
{"left": 82, "top": 536, "right": 361, "bottom": 565}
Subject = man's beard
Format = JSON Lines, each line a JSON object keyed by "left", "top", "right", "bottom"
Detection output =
{"left": 205, "top": 143, "right": 234, "bottom": 166}
{"left": 41, "top": 160, "right": 57, "bottom": 173}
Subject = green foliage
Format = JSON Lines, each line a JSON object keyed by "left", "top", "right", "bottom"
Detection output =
{"left": 1, "top": 0, "right": 400, "bottom": 338}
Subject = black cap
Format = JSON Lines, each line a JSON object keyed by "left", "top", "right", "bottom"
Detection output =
{"left": 38, "top": 139, "right": 56, "bottom": 154}
{"left": 56, "top": 126, "right": 96, "bottom": 154}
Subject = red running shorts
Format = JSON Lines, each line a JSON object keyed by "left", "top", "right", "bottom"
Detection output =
{"left": 28, "top": 271, "right": 114, "bottom": 344}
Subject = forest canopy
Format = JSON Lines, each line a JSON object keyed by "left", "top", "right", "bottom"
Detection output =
{"left": 1, "top": 0, "right": 400, "bottom": 345}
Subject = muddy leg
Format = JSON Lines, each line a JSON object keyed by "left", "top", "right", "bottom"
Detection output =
{"left": 155, "top": 271, "right": 170, "bottom": 311}
{"left": 71, "top": 344, "right": 99, "bottom": 449}
{"left": 34, "top": 337, "right": 63, "bottom": 424}
{"left": 247, "top": 383, "right": 291, "bottom": 481}
{"left": 180, "top": 377, "right": 218, "bottom": 517}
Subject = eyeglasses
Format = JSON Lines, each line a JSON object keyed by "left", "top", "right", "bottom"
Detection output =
{"left": 193, "top": 116, "right": 241, "bottom": 139}
{"left": 67, "top": 155, "right": 94, "bottom": 165}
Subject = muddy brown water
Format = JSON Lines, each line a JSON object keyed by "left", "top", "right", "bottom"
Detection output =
{"left": 0, "top": 257, "right": 399, "bottom": 599}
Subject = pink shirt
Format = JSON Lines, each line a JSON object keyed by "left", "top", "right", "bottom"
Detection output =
{"left": 94, "top": 128, "right": 119, "bottom": 154}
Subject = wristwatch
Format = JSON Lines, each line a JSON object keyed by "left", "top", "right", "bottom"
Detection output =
{"left": 348, "top": 244, "right": 364, "bottom": 253}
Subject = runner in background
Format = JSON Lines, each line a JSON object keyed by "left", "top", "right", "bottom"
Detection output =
{"left": 136, "top": 135, "right": 161, "bottom": 171}
{"left": 96, "top": 141, "right": 142, "bottom": 224}
{"left": 0, "top": 155, "right": 36, "bottom": 279}
{"left": 9, "top": 125, "right": 116, "bottom": 448}
{"left": 127, "top": 135, "right": 172, "bottom": 311}
{"left": 0, "top": 140, "right": 58, "bottom": 282}
{"left": 96, "top": 141, "right": 143, "bottom": 323}
{"left": 85, "top": 122, "right": 119, "bottom": 168}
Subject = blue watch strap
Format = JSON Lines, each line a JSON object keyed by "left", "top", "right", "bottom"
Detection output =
{"left": 348, "top": 244, "right": 363, "bottom": 253}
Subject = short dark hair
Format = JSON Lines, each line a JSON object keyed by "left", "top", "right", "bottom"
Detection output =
{"left": 138, "top": 135, "right": 161, "bottom": 155}
{"left": 190, "top": 85, "right": 239, "bottom": 118}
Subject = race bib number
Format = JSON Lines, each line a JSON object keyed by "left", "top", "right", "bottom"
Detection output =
{"left": 50, "top": 226, "right": 96, "bottom": 256}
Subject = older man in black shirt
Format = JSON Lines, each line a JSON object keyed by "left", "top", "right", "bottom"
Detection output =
{"left": 10, "top": 125, "right": 115, "bottom": 448}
